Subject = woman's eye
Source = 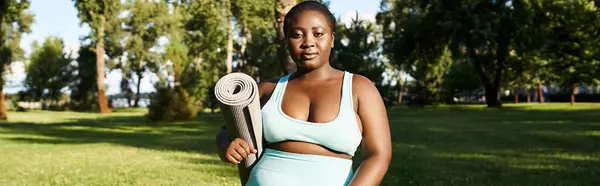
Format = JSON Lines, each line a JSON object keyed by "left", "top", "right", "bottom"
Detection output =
{"left": 315, "top": 33, "right": 323, "bottom": 37}
{"left": 292, "top": 33, "right": 303, "bottom": 38}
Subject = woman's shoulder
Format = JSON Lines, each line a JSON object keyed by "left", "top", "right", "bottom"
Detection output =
{"left": 349, "top": 73, "right": 381, "bottom": 102}
{"left": 350, "top": 74, "right": 377, "bottom": 93}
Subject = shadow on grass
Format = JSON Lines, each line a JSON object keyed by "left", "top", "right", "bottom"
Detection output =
{"left": 1, "top": 106, "right": 599, "bottom": 185}
{"left": 0, "top": 113, "right": 225, "bottom": 155}
{"left": 377, "top": 106, "right": 600, "bottom": 185}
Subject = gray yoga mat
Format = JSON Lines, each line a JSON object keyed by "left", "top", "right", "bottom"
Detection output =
{"left": 214, "top": 72, "right": 263, "bottom": 185}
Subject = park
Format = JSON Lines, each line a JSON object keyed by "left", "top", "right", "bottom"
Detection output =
{"left": 1, "top": 0, "right": 600, "bottom": 185}
{"left": 1, "top": 104, "right": 599, "bottom": 185}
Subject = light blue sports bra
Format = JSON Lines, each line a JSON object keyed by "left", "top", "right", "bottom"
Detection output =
{"left": 260, "top": 71, "right": 363, "bottom": 156}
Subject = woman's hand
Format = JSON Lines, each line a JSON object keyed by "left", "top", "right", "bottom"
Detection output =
{"left": 223, "top": 138, "right": 258, "bottom": 164}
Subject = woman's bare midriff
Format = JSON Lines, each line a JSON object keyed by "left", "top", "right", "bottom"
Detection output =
{"left": 266, "top": 141, "right": 353, "bottom": 160}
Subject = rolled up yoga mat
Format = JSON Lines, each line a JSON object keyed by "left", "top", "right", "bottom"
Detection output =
{"left": 214, "top": 72, "right": 263, "bottom": 185}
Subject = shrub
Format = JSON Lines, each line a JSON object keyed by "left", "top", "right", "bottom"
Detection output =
{"left": 147, "top": 87, "right": 198, "bottom": 122}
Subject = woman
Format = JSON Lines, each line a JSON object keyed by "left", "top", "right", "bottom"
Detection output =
{"left": 216, "top": 1, "right": 392, "bottom": 185}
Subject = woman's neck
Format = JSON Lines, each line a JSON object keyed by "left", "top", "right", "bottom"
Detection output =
{"left": 293, "top": 63, "right": 339, "bottom": 82}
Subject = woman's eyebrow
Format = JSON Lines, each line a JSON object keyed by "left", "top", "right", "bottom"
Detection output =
{"left": 291, "top": 26, "right": 326, "bottom": 30}
{"left": 311, "top": 26, "right": 325, "bottom": 30}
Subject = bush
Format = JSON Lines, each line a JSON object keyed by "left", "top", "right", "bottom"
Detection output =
{"left": 500, "top": 93, "right": 600, "bottom": 103}
{"left": 147, "top": 87, "right": 198, "bottom": 122}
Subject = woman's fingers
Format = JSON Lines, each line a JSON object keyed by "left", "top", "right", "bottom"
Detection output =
{"left": 235, "top": 146, "right": 248, "bottom": 158}
{"left": 235, "top": 138, "right": 257, "bottom": 154}
{"left": 226, "top": 154, "right": 240, "bottom": 164}
{"left": 224, "top": 138, "right": 259, "bottom": 165}
{"left": 230, "top": 151, "right": 243, "bottom": 162}
{"left": 237, "top": 140, "right": 253, "bottom": 155}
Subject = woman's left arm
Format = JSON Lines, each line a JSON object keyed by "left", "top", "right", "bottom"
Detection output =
{"left": 349, "top": 75, "right": 392, "bottom": 186}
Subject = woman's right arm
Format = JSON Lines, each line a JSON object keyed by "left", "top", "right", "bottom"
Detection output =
{"left": 216, "top": 126, "right": 231, "bottom": 162}
{"left": 215, "top": 80, "right": 276, "bottom": 164}
{"left": 216, "top": 127, "right": 257, "bottom": 164}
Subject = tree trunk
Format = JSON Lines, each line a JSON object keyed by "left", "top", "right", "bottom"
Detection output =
{"left": 0, "top": 84, "right": 7, "bottom": 120}
{"left": 225, "top": 0, "right": 233, "bottom": 74}
{"left": 466, "top": 34, "right": 501, "bottom": 108}
{"left": 483, "top": 83, "right": 502, "bottom": 107}
{"left": 0, "top": 13, "right": 7, "bottom": 120}
{"left": 121, "top": 71, "right": 132, "bottom": 107}
{"left": 514, "top": 88, "right": 519, "bottom": 104}
{"left": 275, "top": 0, "right": 297, "bottom": 74}
{"left": 195, "top": 57, "right": 202, "bottom": 71}
{"left": 527, "top": 92, "right": 531, "bottom": 103}
{"left": 398, "top": 88, "right": 406, "bottom": 105}
{"left": 570, "top": 94, "right": 575, "bottom": 105}
{"left": 134, "top": 71, "right": 143, "bottom": 107}
{"left": 239, "top": 23, "right": 250, "bottom": 72}
{"left": 537, "top": 82, "right": 544, "bottom": 104}
{"left": 95, "top": 14, "right": 111, "bottom": 113}
{"left": 489, "top": 11, "right": 509, "bottom": 108}
{"left": 570, "top": 84, "right": 576, "bottom": 105}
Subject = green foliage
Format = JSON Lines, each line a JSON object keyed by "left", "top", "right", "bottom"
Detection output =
{"left": 230, "top": 0, "right": 274, "bottom": 77}
{"left": 443, "top": 59, "right": 482, "bottom": 101}
{"left": 244, "top": 28, "right": 282, "bottom": 81}
{"left": 540, "top": 0, "right": 600, "bottom": 88}
{"left": 147, "top": 87, "right": 197, "bottom": 122}
{"left": 165, "top": 34, "right": 189, "bottom": 83}
{"left": 24, "top": 36, "right": 71, "bottom": 103}
{"left": 72, "top": 0, "right": 124, "bottom": 64}
{"left": 72, "top": 0, "right": 121, "bottom": 40}
{"left": 332, "top": 13, "right": 401, "bottom": 105}
{"left": 231, "top": 0, "right": 273, "bottom": 32}
{"left": 378, "top": 1, "right": 453, "bottom": 106}
{"left": 177, "top": 0, "right": 227, "bottom": 111}
{"left": 68, "top": 45, "right": 98, "bottom": 111}
{"left": 122, "top": 0, "right": 171, "bottom": 107}
{"left": 378, "top": 0, "right": 554, "bottom": 107}
{"left": 332, "top": 13, "right": 385, "bottom": 85}
{"left": 1, "top": 0, "right": 33, "bottom": 79}
{"left": 147, "top": 32, "right": 201, "bottom": 121}
{"left": 229, "top": 0, "right": 281, "bottom": 81}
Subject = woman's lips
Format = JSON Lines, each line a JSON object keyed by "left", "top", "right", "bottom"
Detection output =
{"left": 301, "top": 53, "right": 318, "bottom": 60}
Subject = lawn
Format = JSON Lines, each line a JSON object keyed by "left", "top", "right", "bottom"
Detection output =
{"left": 0, "top": 103, "right": 599, "bottom": 185}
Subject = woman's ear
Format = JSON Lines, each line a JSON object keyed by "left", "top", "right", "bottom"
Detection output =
{"left": 331, "top": 32, "right": 335, "bottom": 48}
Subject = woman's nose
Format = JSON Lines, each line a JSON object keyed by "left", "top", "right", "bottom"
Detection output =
{"left": 301, "top": 37, "right": 315, "bottom": 48}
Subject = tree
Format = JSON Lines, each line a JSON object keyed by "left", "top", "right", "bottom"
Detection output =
{"left": 73, "top": 0, "right": 121, "bottom": 113}
{"left": 540, "top": 0, "right": 600, "bottom": 105}
{"left": 377, "top": 0, "right": 453, "bottom": 106}
{"left": 443, "top": 58, "right": 482, "bottom": 103}
{"left": 147, "top": 32, "right": 197, "bottom": 121}
{"left": 333, "top": 13, "right": 385, "bottom": 84}
{"left": 68, "top": 45, "right": 98, "bottom": 111}
{"left": 231, "top": 0, "right": 273, "bottom": 75}
{"left": 225, "top": 0, "right": 234, "bottom": 74}
{"left": 177, "top": 0, "right": 227, "bottom": 112}
{"left": 25, "top": 36, "right": 71, "bottom": 107}
{"left": 0, "top": 0, "right": 33, "bottom": 119}
{"left": 122, "top": 0, "right": 171, "bottom": 107}
{"left": 274, "top": 0, "right": 296, "bottom": 74}
{"left": 378, "top": 0, "right": 543, "bottom": 107}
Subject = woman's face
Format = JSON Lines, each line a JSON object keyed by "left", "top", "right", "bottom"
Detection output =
{"left": 286, "top": 10, "right": 335, "bottom": 70}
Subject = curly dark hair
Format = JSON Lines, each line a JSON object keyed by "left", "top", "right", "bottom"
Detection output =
{"left": 283, "top": 1, "right": 336, "bottom": 38}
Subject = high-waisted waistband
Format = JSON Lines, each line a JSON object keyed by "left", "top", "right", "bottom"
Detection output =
{"left": 246, "top": 148, "right": 354, "bottom": 186}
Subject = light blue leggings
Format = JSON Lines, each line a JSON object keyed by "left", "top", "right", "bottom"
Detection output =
{"left": 246, "top": 148, "right": 354, "bottom": 186}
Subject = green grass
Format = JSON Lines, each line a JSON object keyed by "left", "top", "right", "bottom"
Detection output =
{"left": 1, "top": 103, "right": 599, "bottom": 185}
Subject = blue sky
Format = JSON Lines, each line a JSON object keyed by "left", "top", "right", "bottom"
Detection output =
{"left": 10, "top": 0, "right": 381, "bottom": 95}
